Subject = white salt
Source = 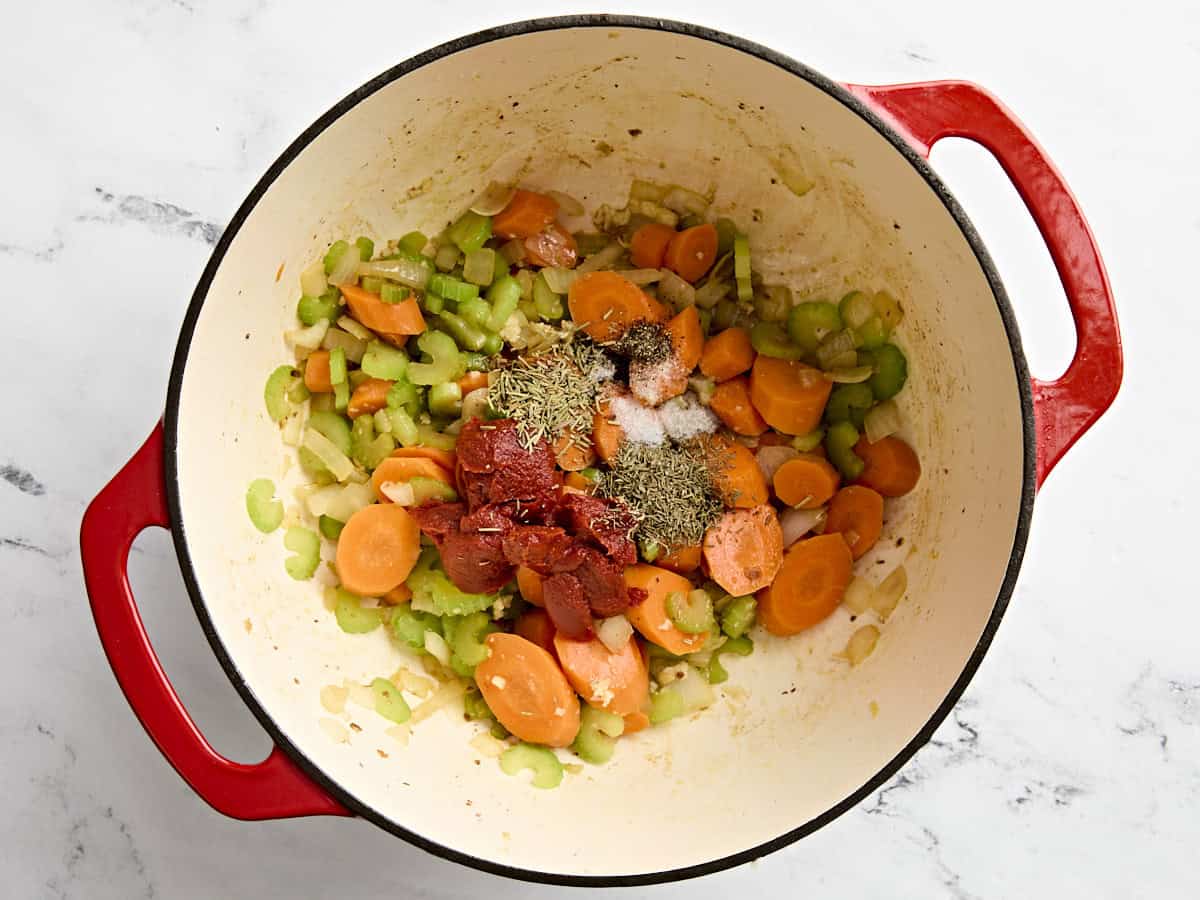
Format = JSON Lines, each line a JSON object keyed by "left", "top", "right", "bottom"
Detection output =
{"left": 609, "top": 395, "right": 666, "bottom": 445}
{"left": 659, "top": 393, "right": 719, "bottom": 442}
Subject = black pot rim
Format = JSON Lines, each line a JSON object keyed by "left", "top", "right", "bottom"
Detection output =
{"left": 162, "top": 13, "right": 1036, "bottom": 889}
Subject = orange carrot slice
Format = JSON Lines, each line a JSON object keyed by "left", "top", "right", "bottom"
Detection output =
{"left": 757, "top": 533, "right": 853, "bottom": 635}
{"left": 702, "top": 505, "right": 784, "bottom": 596}
{"left": 335, "top": 503, "right": 421, "bottom": 596}
{"left": 825, "top": 485, "right": 884, "bottom": 560}
{"left": 474, "top": 633, "right": 580, "bottom": 747}
{"left": 748, "top": 355, "right": 832, "bottom": 435}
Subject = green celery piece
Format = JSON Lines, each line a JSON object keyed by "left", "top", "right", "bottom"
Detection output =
{"left": 750, "top": 322, "right": 805, "bottom": 360}
{"left": 318, "top": 515, "right": 344, "bottom": 540}
{"left": 284, "top": 527, "right": 320, "bottom": 580}
{"left": 448, "top": 211, "right": 493, "bottom": 254}
{"left": 531, "top": 272, "right": 564, "bottom": 321}
{"left": 334, "top": 589, "right": 383, "bottom": 633}
{"left": 649, "top": 685, "right": 686, "bottom": 724}
{"left": 380, "top": 283, "right": 410, "bottom": 304}
{"left": 434, "top": 311, "right": 487, "bottom": 352}
{"left": 355, "top": 236, "right": 375, "bottom": 261}
{"left": 430, "top": 273, "right": 480, "bottom": 303}
{"left": 787, "top": 301, "right": 843, "bottom": 352}
{"left": 390, "top": 603, "right": 442, "bottom": 650}
{"left": 408, "top": 476, "right": 458, "bottom": 504}
{"left": 361, "top": 340, "right": 408, "bottom": 381}
{"left": 825, "top": 420, "right": 865, "bottom": 480}
{"left": 463, "top": 352, "right": 489, "bottom": 372}
{"left": 264, "top": 365, "right": 297, "bottom": 422}
{"left": 407, "top": 549, "right": 497, "bottom": 616}
{"left": 297, "top": 289, "right": 339, "bottom": 325}
{"left": 719, "top": 595, "right": 757, "bottom": 639}
{"left": 868, "top": 343, "right": 908, "bottom": 400}
{"left": 707, "top": 635, "right": 753, "bottom": 684}
{"left": 480, "top": 332, "right": 503, "bottom": 356}
{"left": 360, "top": 275, "right": 384, "bottom": 296}
{"left": 407, "top": 331, "right": 463, "bottom": 386}
{"left": 824, "top": 383, "right": 874, "bottom": 424}
{"left": 571, "top": 705, "right": 624, "bottom": 765}
{"left": 463, "top": 686, "right": 493, "bottom": 720}
{"left": 714, "top": 218, "right": 738, "bottom": 255}
{"left": 447, "top": 612, "right": 498, "bottom": 678}
{"left": 457, "top": 296, "right": 492, "bottom": 330}
{"left": 428, "top": 382, "right": 463, "bottom": 417}
{"left": 791, "top": 428, "right": 825, "bottom": 452}
{"left": 666, "top": 589, "right": 715, "bottom": 634}
{"left": 398, "top": 231, "right": 428, "bottom": 256}
{"left": 245, "top": 479, "right": 283, "bottom": 533}
{"left": 371, "top": 677, "right": 411, "bottom": 724}
{"left": 485, "top": 275, "right": 521, "bottom": 331}
{"left": 499, "top": 743, "right": 563, "bottom": 789}
{"left": 328, "top": 347, "right": 347, "bottom": 386}
{"left": 308, "top": 411, "right": 352, "bottom": 454}
{"left": 386, "top": 377, "right": 424, "bottom": 416}
{"left": 323, "top": 240, "right": 350, "bottom": 275}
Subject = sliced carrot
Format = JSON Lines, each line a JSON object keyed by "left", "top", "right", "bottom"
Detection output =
{"left": 646, "top": 295, "right": 672, "bottom": 323}
{"left": 825, "top": 485, "right": 884, "bottom": 560}
{"left": 514, "top": 608, "right": 556, "bottom": 654}
{"left": 339, "top": 284, "right": 426, "bottom": 336}
{"left": 773, "top": 455, "right": 841, "bottom": 509}
{"left": 456, "top": 371, "right": 489, "bottom": 395}
{"left": 552, "top": 431, "right": 596, "bottom": 472}
{"left": 554, "top": 633, "right": 650, "bottom": 716}
{"left": 748, "top": 355, "right": 833, "bottom": 436}
{"left": 492, "top": 189, "right": 559, "bottom": 239}
{"left": 656, "top": 544, "right": 702, "bottom": 574}
{"left": 854, "top": 435, "right": 921, "bottom": 497}
{"left": 390, "top": 445, "right": 458, "bottom": 472}
{"left": 381, "top": 583, "right": 412, "bottom": 606}
{"left": 756, "top": 430, "right": 791, "bottom": 447}
{"left": 629, "top": 222, "right": 676, "bottom": 269}
{"left": 708, "top": 435, "right": 768, "bottom": 508}
{"left": 347, "top": 378, "right": 393, "bottom": 419}
{"left": 664, "top": 223, "right": 718, "bottom": 283}
{"left": 370, "top": 456, "right": 454, "bottom": 502}
{"left": 304, "top": 350, "right": 333, "bottom": 393}
{"left": 757, "top": 534, "right": 853, "bottom": 636}
{"left": 666, "top": 305, "right": 704, "bottom": 372}
{"left": 623, "top": 564, "right": 708, "bottom": 655}
{"left": 335, "top": 503, "right": 421, "bottom": 596}
{"left": 516, "top": 565, "right": 545, "bottom": 607}
{"left": 709, "top": 376, "right": 768, "bottom": 436}
{"left": 524, "top": 224, "right": 578, "bottom": 268}
{"left": 377, "top": 332, "right": 409, "bottom": 350}
{"left": 623, "top": 711, "right": 651, "bottom": 735}
{"left": 592, "top": 407, "right": 624, "bottom": 463}
{"left": 702, "top": 505, "right": 784, "bottom": 596}
{"left": 564, "top": 471, "right": 592, "bottom": 491}
{"left": 568, "top": 271, "right": 659, "bottom": 342}
{"left": 474, "top": 633, "right": 580, "bottom": 747}
{"left": 699, "top": 326, "right": 755, "bottom": 382}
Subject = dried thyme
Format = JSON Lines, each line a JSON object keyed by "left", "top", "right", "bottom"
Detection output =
{"left": 488, "top": 342, "right": 613, "bottom": 448}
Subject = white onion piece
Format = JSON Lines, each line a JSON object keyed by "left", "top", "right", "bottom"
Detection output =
{"left": 541, "top": 266, "right": 577, "bottom": 294}
{"left": 816, "top": 330, "right": 859, "bottom": 369}
{"left": 460, "top": 387, "right": 489, "bottom": 423}
{"left": 618, "top": 268, "right": 664, "bottom": 285}
{"left": 286, "top": 318, "right": 329, "bottom": 350}
{"left": 843, "top": 625, "right": 880, "bottom": 666}
{"left": 780, "top": 506, "right": 827, "bottom": 547}
{"left": 825, "top": 365, "right": 874, "bottom": 384}
{"left": 336, "top": 315, "right": 373, "bottom": 341}
{"left": 280, "top": 412, "right": 304, "bottom": 447}
{"left": 321, "top": 328, "right": 366, "bottom": 364}
{"left": 662, "top": 185, "right": 710, "bottom": 217}
{"left": 864, "top": 399, "right": 903, "bottom": 444}
{"left": 359, "top": 257, "right": 432, "bottom": 289}
{"left": 841, "top": 576, "right": 874, "bottom": 614}
{"left": 657, "top": 270, "right": 696, "bottom": 308}
{"left": 629, "top": 179, "right": 668, "bottom": 203}
{"left": 694, "top": 279, "right": 729, "bottom": 309}
{"left": 300, "top": 260, "right": 328, "bottom": 298}
{"left": 577, "top": 242, "right": 623, "bottom": 273}
{"left": 301, "top": 428, "right": 354, "bottom": 482}
{"left": 380, "top": 481, "right": 416, "bottom": 506}
{"left": 596, "top": 615, "right": 633, "bottom": 653}
{"left": 345, "top": 680, "right": 375, "bottom": 709}
{"left": 675, "top": 665, "right": 715, "bottom": 711}
{"left": 327, "top": 244, "right": 362, "bottom": 287}
{"left": 422, "top": 631, "right": 451, "bottom": 666}
{"left": 305, "top": 481, "right": 373, "bottom": 519}
{"left": 756, "top": 445, "right": 799, "bottom": 482}
{"left": 546, "top": 190, "right": 584, "bottom": 217}
{"left": 469, "top": 732, "right": 509, "bottom": 758}
{"left": 872, "top": 566, "right": 907, "bottom": 621}
{"left": 469, "top": 181, "right": 516, "bottom": 216}
{"left": 410, "top": 679, "right": 465, "bottom": 723}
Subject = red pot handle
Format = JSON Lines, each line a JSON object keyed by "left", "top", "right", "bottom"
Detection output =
{"left": 80, "top": 423, "right": 350, "bottom": 820}
{"left": 845, "top": 80, "right": 1123, "bottom": 487}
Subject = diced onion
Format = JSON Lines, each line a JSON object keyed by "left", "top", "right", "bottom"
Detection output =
{"left": 280, "top": 412, "right": 304, "bottom": 447}
{"left": 694, "top": 279, "right": 729, "bottom": 310}
{"left": 500, "top": 239, "right": 527, "bottom": 265}
{"left": 469, "top": 732, "right": 509, "bottom": 758}
{"left": 541, "top": 267, "right": 578, "bottom": 294}
{"left": 546, "top": 190, "right": 584, "bottom": 217}
{"left": 460, "top": 387, "right": 489, "bottom": 423}
{"left": 864, "top": 399, "right": 903, "bottom": 443}
{"left": 841, "top": 576, "right": 874, "bottom": 615}
{"left": 873, "top": 290, "right": 904, "bottom": 330}
{"left": 300, "top": 260, "right": 328, "bottom": 298}
{"left": 629, "top": 179, "right": 668, "bottom": 203}
{"left": 434, "top": 244, "right": 460, "bottom": 272}
{"left": 872, "top": 566, "right": 907, "bottom": 621}
{"left": 662, "top": 185, "right": 710, "bottom": 217}
{"left": 336, "top": 315, "right": 373, "bottom": 341}
{"left": 380, "top": 481, "right": 416, "bottom": 506}
{"left": 596, "top": 615, "right": 634, "bottom": 653}
{"left": 675, "top": 665, "right": 714, "bottom": 711}
{"left": 816, "top": 330, "right": 859, "bottom": 369}
{"left": 577, "top": 242, "right": 623, "bottom": 274}
{"left": 469, "top": 181, "right": 516, "bottom": 216}
{"left": 657, "top": 269, "right": 696, "bottom": 309}
{"left": 305, "top": 481, "right": 374, "bottom": 521}
{"left": 628, "top": 199, "right": 678, "bottom": 227}
{"left": 825, "top": 365, "right": 874, "bottom": 384}
{"left": 780, "top": 506, "right": 827, "bottom": 547}
{"left": 321, "top": 328, "right": 367, "bottom": 364}
{"left": 423, "top": 631, "right": 451, "bottom": 666}
{"left": 301, "top": 428, "right": 355, "bottom": 482}
{"left": 463, "top": 248, "right": 496, "bottom": 286}
{"left": 410, "top": 679, "right": 465, "bottom": 723}
{"left": 756, "top": 445, "right": 799, "bottom": 482}
{"left": 319, "top": 684, "right": 348, "bottom": 714}
{"left": 359, "top": 257, "right": 432, "bottom": 290}
{"left": 841, "top": 291, "right": 875, "bottom": 329}
{"left": 843, "top": 625, "right": 880, "bottom": 666}
{"left": 345, "top": 680, "right": 376, "bottom": 709}
{"left": 619, "top": 268, "right": 664, "bottom": 285}
{"left": 328, "top": 243, "right": 362, "bottom": 286}
{"left": 286, "top": 319, "right": 329, "bottom": 350}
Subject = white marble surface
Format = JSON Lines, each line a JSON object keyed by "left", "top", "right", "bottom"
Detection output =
{"left": 3, "top": 0, "right": 1197, "bottom": 896}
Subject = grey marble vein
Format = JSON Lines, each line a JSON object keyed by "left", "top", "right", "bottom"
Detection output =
{"left": 0, "top": 463, "right": 46, "bottom": 496}
{"left": 79, "top": 187, "right": 223, "bottom": 246}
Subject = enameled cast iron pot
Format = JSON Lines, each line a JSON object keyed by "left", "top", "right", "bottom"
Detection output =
{"left": 80, "top": 16, "right": 1123, "bottom": 887}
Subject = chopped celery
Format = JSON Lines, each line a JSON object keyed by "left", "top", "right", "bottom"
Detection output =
{"left": 302, "top": 428, "right": 354, "bottom": 481}
{"left": 333, "top": 380, "right": 349, "bottom": 412}
{"left": 733, "top": 234, "right": 751, "bottom": 279}
{"left": 756, "top": 285, "right": 792, "bottom": 322}
{"left": 518, "top": 298, "right": 539, "bottom": 321}
{"left": 750, "top": 322, "right": 805, "bottom": 360}
{"left": 649, "top": 686, "right": 686, "bottom": 725}
{"left": 399, "top": 231, "right": 428, "bottom": 256}
{"left": 430, "top": 273, "right": 480, "bottom": 303}
{"left": 328, "top": 347, "right": 347, "bottom": 386}
{"left": 481, "top": 332, "right": 504, "bottom": 356}
{"left": 323, "top": 240, "right": 350, "bottom": 275}
{"left": 712, "top": 299, "right": 738, "bottom": 331}
{"left": 447, "top": 611, "right": 498, "bottom": 677}
{"left": 428, "top": 382, "right": 463, "bottom": 418}
{"left": 416, "top": 423, "right": 457, "bottom": 451}
{"left": 825, "top": 421, "right": 865, "bottom": 480}
{"left": 351, "top": 417, "right": 394, "bottom": 469}
{"left": 288, "top": 379, "right": 311, "bottom": 404}
{"left": 737, "top": 277, "right": 753, "bottom": 303}
{"left": 297, "top": 289, "right": 340, "bottom": 325}
{"left": 856, "top": 316, "right": 888, "bottom": 350}
{"left": 264, "top": 365, "right": 298, "bottom": 422}
{"left": 824, "top": 383, "right": 874, "bottom": 425}
{"left": 284, "top": 527, "right": 321, "bottom": 580}
{"left": 531, "top": 272, "right": 564, "bottom": 321}
{"left": 436, "top": 310, "right": 487, "bottom": 352}
{"left": 361, "top": 340, "right": 408, "bottom": 381}
{"left": 360, "top": 275, "right": 384, "bottom": 296}
{"left": 486, "top": 276, "right": 522, "bottom": 331}
{"left": 791, "top": 428, "right": 826, "bottom": 453}
{"left": 500, "top": 743, "right": 563, "bottom": 789}
{"left": 245, "top": 479, "right": 284, "bottom": 533}
{"left": 355, "top": 236, "right": 375, "bottom": 261}
{"left": 310, "top": 392, "right": 335, "bottom": 413}
{"left": 434, "top": 243, "right": 460, "bottom": 272}
{"left": 307, "top": 411, "right": 353, "bottom": 454}
{"left": 318, "top": 515, "right": 344, "bottom": 540}
{"left": 572, "top": 706, "right": 625, "bottom": 765}
{"left": 407, "top": 331, "right": 463, "bottom": 386}
{"left": 839, "top": 291, "right": 875, "bottom": 329}
{"left": 493, "top": 250, "right": 510, "bottom": 282}
{"left": 873, "top": 289, "right": 904, "bottom": 332}
{"left": 463, "top": 685, "right": 493, "bottom": 720}
{"left": 666, "top": 589, "right": 715, "bottom": 634}
{"left": 390, "top": 602, "right": 442, "bottom": 650}
{"left": 380, "top": 283, "right": 410, "bottom": 305}
{"left": 407, "top": 549, "right": 497, "bottom": 616}
{"left": 707, "top": 635, "right": 753, "bottom": 684}
{"left": 816, "top": 329, "right": 861, "bottom": 371}
{"left": 448, "top": 211, "right": 493, "bottom": 254}
{"left": 715, "top": 218, "right": 738, "bottom": 255}
{"left": 388, "top": 407, "right": 420, "bottom": 447}
{"left": 371, "top": 677, "right": 411, "bottom": 724}
{"left": 868, "top": 343, "right": 908, "bottom": 400}
{"left": 334, "top": 588, "right": 382, "bottom": 633}
{"left": 408, "top": 476, "right": 458, "bottom": 504}
{"left": 719, "top": 595, "right": 757, "bottom": 639}
{"left": 463, "top": 248, "right": 497, "bottom": 286}
{"left": 463, "top": 352, "right": 489, "bottom": 372}
{"left": 457, "top": 296, "right": 492, "bottom": 330}
{"left": 639, "top": 539, "right": 661, "bottom": 562}
{"left": 787, "top": 301, "right": 843, "bottom": 352}
{"left": 386, "top": 378, "right": 424, "bottom": 416}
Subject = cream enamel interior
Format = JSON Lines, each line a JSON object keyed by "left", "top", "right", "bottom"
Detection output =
{"left": 172, "top": 26, "right": 1026, "bottom": 879}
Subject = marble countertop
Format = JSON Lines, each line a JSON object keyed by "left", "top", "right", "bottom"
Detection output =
{"left": 4, "top": 0, "right": 1197, "bottom": 897}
